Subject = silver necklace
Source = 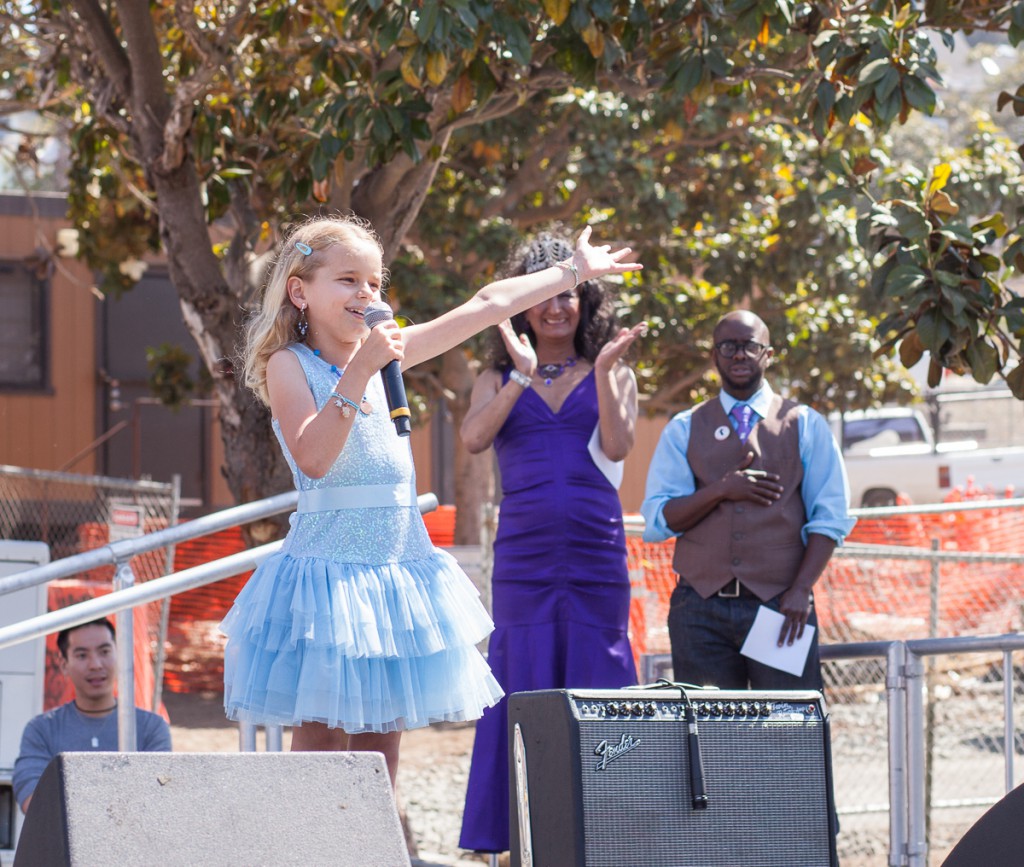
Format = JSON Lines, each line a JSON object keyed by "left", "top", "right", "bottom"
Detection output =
{"left": 75, "top": 701, "right": 118, "bottom": 748}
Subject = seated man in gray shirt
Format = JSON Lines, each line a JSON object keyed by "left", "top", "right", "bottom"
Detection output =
{"left": 13, "top": 617, "right": 172, "bottom": 812}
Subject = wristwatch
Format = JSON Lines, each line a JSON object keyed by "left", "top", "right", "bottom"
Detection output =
{"left": 508, "top": 369, "right": 532, "bottom": 389}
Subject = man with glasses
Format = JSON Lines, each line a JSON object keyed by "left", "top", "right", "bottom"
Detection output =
{"left": 640, "top": 310, "right": 855, "bottom": 689}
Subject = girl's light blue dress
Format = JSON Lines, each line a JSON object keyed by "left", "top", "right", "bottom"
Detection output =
{"left": 221, "top": 343, "right": 502, "bottom": 733}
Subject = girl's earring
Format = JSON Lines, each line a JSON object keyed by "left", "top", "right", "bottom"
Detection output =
{"left": 297, "top": 303, "right": 309, "bottom": 339}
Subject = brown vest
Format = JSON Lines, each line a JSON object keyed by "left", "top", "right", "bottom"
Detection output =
{"left": 673, "top": 394, "right": 806, "bottom": 600}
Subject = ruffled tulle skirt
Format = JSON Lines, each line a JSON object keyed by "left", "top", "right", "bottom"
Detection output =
{"left": 221, "top": 548, "right": 503, "bottom": 733}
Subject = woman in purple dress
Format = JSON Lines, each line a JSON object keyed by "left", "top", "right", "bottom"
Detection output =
{"left": 458, "top": 234, "right": 645, "bottom": 854}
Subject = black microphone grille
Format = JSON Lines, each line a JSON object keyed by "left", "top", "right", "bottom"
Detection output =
{"left": 362, "top": 300, "right": 394, "bottom": 330}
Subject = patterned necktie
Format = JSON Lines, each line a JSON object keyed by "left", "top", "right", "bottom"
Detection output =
{"left": 730, "top": 403, "right": 755, "bottom": 443}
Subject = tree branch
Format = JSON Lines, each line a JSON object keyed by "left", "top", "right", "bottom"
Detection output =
{"left": 479, "top": 122, "right": 572, "bottom": 220}
{"left": 645, "top": 361, "right": 710, "bottom": 412}
{"left": 160, "top": 1, "right": 251, "bottom": 172}
{"left": 70, "top": 0, "right": 131, "bottom": 105}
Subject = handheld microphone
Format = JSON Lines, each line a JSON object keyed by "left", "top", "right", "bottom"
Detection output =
{"left": 363, "top": 300, "right": 412, "bottom": 437}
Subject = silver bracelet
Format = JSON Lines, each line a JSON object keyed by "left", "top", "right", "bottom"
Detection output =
{"left": 557, "top": 259, "right": 580, "bottom": 289}
{"left": 507, "top": 370, "right": 532, "bottom": 388}
{"left": 508, "top": 369, "right": 532, "bottom": 390}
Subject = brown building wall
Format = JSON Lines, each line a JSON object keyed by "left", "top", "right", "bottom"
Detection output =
{"left": 0, "top": 195, "right": 97, "bottom": 473}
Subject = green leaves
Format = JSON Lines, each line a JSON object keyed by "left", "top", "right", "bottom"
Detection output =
{"left": 806, "top": 8, "right": 942, "bottom": 136}
{"left": 5, "top": 0, "right": 1024, "bottom": 418}
{"left": 146, "top": 343, "right": 196, "bottom": 411}
{"left": 966, "top": 338, "right": 999, "bottom": 384}
{"left": 863, "top": 157, "right": 1024, "bottom": 391}
{"left": 886, "top": 264, "right": 928, "bottom": 296}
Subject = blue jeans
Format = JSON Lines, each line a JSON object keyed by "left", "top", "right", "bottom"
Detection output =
{"left": 667, "top": 580, "right": 824, "bottom": 691}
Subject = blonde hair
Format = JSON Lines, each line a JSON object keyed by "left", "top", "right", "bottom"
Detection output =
{"left": 242, "top": 215, "right": 385, "bottom": 406}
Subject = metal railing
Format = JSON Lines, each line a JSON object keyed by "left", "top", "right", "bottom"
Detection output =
{"left": 0, "top": 490, "right": 438, "bottom": 752}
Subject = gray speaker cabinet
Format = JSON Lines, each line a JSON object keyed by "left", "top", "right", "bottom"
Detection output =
{"left": 509, "top": 687, "right": 838, "bottom": 867}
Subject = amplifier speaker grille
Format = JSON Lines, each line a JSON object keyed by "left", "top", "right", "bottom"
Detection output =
{"left": 509, "top": 688, "right": 837, "bottom": 867}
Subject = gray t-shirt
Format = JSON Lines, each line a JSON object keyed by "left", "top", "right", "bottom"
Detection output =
{"left": 12, "top": 701, "right": 172, "bottom": 808}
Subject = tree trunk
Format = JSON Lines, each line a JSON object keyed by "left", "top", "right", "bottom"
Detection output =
{"left": 440, "top": 349, "right": 495, "bottom": 546}
{"left": 146, "top": 144, "right": 293, "bottom": 541}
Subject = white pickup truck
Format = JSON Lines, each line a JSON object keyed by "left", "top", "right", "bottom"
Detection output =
{"left": 835, "top": 407, "right": 1024, "bottom": 508}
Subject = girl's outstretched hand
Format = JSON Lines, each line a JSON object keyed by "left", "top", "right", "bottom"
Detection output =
{"left": 572, "top": 226, "right": 643, "bottom": 283}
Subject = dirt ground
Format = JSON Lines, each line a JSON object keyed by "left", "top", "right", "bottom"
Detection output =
{"left": 163, "top": 688, "right": 476, "bottom": 771}
{"left": 162, "top": 691, "right": 968, "bottom": 867}
{"left": 163, "top": 689, "right": 240, "bottom": 751}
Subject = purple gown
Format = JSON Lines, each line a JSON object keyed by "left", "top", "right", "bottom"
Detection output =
{"left": 459, "top": 369, "right": 637, "bottom": 853}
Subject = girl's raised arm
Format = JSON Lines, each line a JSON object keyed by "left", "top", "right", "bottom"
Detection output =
{"left": 400, "top": 227, "right": 641, "bottom": 369}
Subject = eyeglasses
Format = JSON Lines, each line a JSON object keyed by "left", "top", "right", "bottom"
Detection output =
{"left": 714, "top": 339, "right": 769, "bottom": 358}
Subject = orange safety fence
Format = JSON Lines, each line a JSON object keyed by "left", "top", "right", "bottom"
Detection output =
{"left": 45, "top": 521, "right": 253, "bottom": 700}
{"left": 624, "top": 493, "right": 1024, "bottom": 665}
{"left": 164, "top": 525, "right": 254, "bottom": 693}
{"left": 53, "top": 495, "right": 1024, "bottom": 695}
{"left": 421, "top": 505, "right": 457, "bottom": 548}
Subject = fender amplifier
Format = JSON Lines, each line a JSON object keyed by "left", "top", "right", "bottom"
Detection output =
{"left": 508, "top": 687, "right": 837, "bottom": 867}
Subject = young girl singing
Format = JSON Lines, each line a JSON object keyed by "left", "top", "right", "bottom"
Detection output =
{"left": 221, "top": 215, "right": 640, "bottom": 787}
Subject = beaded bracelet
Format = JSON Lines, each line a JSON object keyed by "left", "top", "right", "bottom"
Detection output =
{"left": 557, "top": 259, "right": 580, "bottom": 289}
{"left": 331, "top": 392, "right": 370, "bottom": 419}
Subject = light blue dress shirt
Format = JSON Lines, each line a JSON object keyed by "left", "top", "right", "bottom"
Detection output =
{"left": 640, "top": 383, "right": 856, "bottom": 545}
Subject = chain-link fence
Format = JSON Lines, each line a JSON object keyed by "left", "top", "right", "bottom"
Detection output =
{"left": 0, "top": 465, "right": 180, "bottom": 710}
{"left": 626, "top": 500, "right": 1024, "bottom": 865}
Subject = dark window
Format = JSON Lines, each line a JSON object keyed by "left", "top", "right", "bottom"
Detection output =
{"left": 0, "top": 259, "right": 48, "bottom": 389}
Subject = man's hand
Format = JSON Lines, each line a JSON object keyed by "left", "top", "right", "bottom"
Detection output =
{"left": 776, "top": 585, "right": 813, "bottom": 646}
{"left": 774, "top": 535, "right": 835, "bottom": 646}
{"left": 719, "top": 452, "right": 783, "bottom": 506}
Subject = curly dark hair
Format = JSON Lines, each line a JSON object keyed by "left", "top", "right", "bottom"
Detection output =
{"left": 487, "top": 232, "right": 621, "bottom": 370}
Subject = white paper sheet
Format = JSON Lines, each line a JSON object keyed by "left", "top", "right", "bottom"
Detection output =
{"left": 587, "top": 424, "right": 624, "bottom": 490}
{"left": 739, "top": 605, "right": 815, "bottom": 677}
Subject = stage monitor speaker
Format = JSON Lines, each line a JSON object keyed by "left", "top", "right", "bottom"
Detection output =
{"left": 509, "top": 687, "right": 838, "bottom": 867}
{"left": 940, "top": 782, "right": 1024, "bottom": 867}
{"left": 14, "top": 751, "right": 409, "bottom": 867}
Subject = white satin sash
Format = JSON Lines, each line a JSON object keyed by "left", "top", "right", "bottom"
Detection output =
{"left": 297, "top": 482, "right": 418, "bottom": 512}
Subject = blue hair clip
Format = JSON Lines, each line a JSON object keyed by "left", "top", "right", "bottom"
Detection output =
{"left": 295, "top": 241, "right": 313, "bottom": 256}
